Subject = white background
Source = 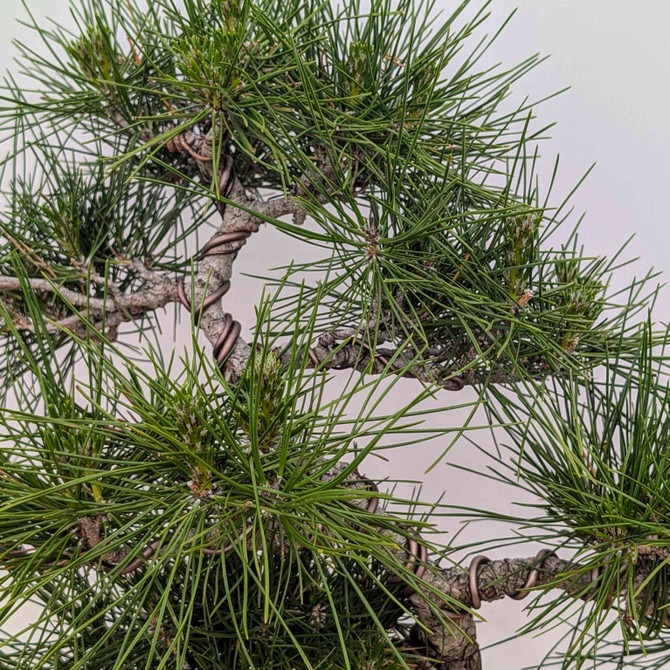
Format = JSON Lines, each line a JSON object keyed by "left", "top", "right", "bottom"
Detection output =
{"left": 0, "top": 1, "right": 669, "bottom": 668}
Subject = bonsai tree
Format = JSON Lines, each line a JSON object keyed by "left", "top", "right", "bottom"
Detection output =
{"left": 0, "top": 0, "right": 668, "bottom": 668}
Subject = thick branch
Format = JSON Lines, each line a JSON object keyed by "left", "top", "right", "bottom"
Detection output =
{"left": 420, "top": 554, "right": 592, "bottom": 608}
{"left": 303, "top": 331, "right": 470, "bottom": 391}
{"left": 338, "top": 469, "right": 669, "bottom": 670}
{"left": 183, "top": 174, "right": 313, "bottom": 379}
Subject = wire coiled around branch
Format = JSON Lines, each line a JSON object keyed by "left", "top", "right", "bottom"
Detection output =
{"left": 444, "top": 549, "right": 556, "bottom": 618}
{"left": 177, "top": 153, "right": 246, "bottom": 378}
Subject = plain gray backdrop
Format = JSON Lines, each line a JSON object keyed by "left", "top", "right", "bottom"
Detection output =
{"left": 0, "top": 1, "right": 669, "bottom": 668}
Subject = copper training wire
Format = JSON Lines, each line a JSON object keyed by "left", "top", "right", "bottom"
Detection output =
{"left": 180, "top": 136, "right": 214, "bottom": 162}
{"left": 176, "top": 278, "right": 232, "bottom": 326}
{"left": 308, "top": 334, "right": 466, "bottom": 389}
{"left": 213, "top": 314, "right": 234, "bottom": 360}
{"left": 200, "top": 231, "right": 251, "bottom": 259}
{"left": 176, "top": 153, "right": 243, "bottom": 370}
{"left": 60, "top": 477, "right": 571, "bottom": 613}
{"left": 363, "top": 478, "right": 379, "bottom": 516}
{"left": 468, "top": 549, "right": 556, "bottom": 611}
{"left": 510, "top": 549, "right": 555, "bottom": 600}
{"left": 344, "top": 476, "right": 426, "bottom": 595}
{"left": 216, "top": 321, "right": 241, "bottom": 368}
{"left": 55, "top": 152, "right": 439, "bottom": 589}
{"left": 308, "top": 341, "right": 352, "bottom": 370}
{"left": 468, "top": 555, "right": 490, "bottom": 609}
{"left": 309, "top": 336, "right": 390, "bottom": 373}
{"left": 388, "top": 534, "right": 426, "bottom": 586}
{"left": 308, "top": 347, "right": 320, "bottom": 368}
{"left": 119, "top": 540, "right": 162, "bottom": 576}
{"left": 358, "top": 338, "right": 391, "bottom": 368}
{"left": 452, "top": 554, "right": 638, "bottom": 619}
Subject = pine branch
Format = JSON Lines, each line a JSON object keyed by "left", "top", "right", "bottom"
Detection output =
{"left": 11, "top": 460, "right": 657, "bottom": 670}
{"left": 335, "top": 472, "right": 668, "bottom": 670}
{"left": 1, "top": 272, "right": 179, "bottom": 334}
{"left": 175, "top": 138, "right": 327, "bottom": 379}
{"left": 303, "top": 331, "right": 514, "bottom": 392}
{"left": 405, "top": 548, "right": 670, "bottom": 670}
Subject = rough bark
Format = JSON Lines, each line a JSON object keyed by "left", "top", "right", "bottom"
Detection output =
{"left": 1, "top": 270, "right": 179, "bottom": 335}
{"left": 304, "top": 330, "right": 470, "bottom": 391}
